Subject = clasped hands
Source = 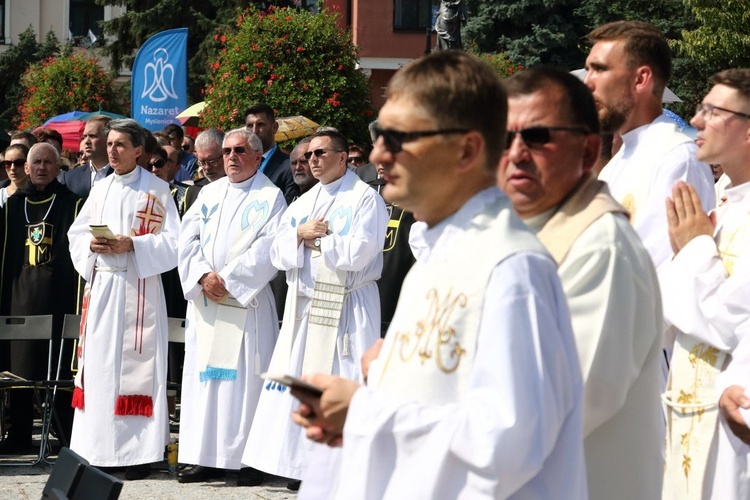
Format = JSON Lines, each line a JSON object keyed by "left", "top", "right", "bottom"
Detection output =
{"left": 291, "top": 339, "right": 384, "bottom": 447}
{"left": 90, "top": 235, "right": 134, "bottom": 254}
{"left": 666, "top": 180, "right": 716, "bottom": 255}
{"left": 200, "top": 271, "right": 228, "bottom": 302}
{"left": 297, "top": 218, "right": 329, "bottom": 250}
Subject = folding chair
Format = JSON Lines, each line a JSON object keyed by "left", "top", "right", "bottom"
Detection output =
{"left": 42, "top": 447, "right": 89, "bottom": 499}
{"left": 0, "top": 315, "right": 55, "bottom": 466}
{"left": 70, "top": 465, "right": 123, "bottom": 500}
{"left": 39, "top": 314, "right": 81, "bottom": 462}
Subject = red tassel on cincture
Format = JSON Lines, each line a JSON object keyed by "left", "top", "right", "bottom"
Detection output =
{"left": 114, "top": 395, "right": 153, "bottom": 417}
{"left": 71, "top": 387, "right": 85, "bottom": 409}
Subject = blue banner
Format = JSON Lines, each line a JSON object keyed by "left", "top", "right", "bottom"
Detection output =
{"left": 131, "top": 28, "right": 188, "bottom": 131}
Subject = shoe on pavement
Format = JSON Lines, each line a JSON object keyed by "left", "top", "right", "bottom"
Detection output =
{"left": 177, "top": 465, "right": 225, "bottom": 483}
{"left": 237, "top": 467, "right": 264, "bottom": 487}
{"left": 125, "top": 463, "right": 151, "bottom": 480}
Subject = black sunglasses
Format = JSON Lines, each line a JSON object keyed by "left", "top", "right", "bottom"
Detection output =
{"left": 148, "top": 158, "right": 166, "bottom": 169}
{"left": 348, "top": 156, "right": 365, "bottom": 164}
{"left": 182, "top": 144, "right": 191, "bottom": 151}
{"left": 303, "top": 148, "right": 343, "bottom": 160}
{"left": 506, "top": 126, "right": 589, "bottom": 149}
{"left": 222, "top": 146, "right": 247, "bottom": 156}
{"left": 3, "top": 159, "right": 24, "bottom": 169}
{"left": 372, "top": 126, "right": 470, "bottom": 154}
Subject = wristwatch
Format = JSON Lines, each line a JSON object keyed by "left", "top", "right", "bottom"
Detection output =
{"left": 314, "top": 237, "right": 321, "bottom": 249}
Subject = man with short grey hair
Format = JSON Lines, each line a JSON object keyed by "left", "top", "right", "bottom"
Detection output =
{"left": 177, "top": 128, "right": 285, "bottom": 486}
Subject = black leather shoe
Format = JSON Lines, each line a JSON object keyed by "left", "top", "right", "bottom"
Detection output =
{"left": 177, "top": 465, "right": 225, "bottom": 483}
{"left": 125, "top": 463, "right": 151, "bottom": 480}
{"left": 287, "top": 480, "right": 302, "bottom": 491}
{"left": 237, "top": 467, "right": 263, "bottom": 487}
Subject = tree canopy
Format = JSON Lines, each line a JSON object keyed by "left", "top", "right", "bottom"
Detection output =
{"left": 200, "top": 6, "right": 374, "bottom": 146}
{"left": 0, "top": 27, "right": 61, "bottom": 129}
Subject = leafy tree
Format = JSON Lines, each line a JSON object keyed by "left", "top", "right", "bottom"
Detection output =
{"left": 201, "top": 6, "right": 374, "bottom": 147}
{"left": 16, "top": 52, "right": 126, "bottom": 130}
{"left": 675, "top": 0, "right": 750, "bottom": 67}
{"left": 96, "top": 0, "right": 302, "bottom": 103}
{"left": 0, "top": 27, "right": 61, "bottom": 129}
{"left": 463, "top": 0, "right": 587, "bottom": 69}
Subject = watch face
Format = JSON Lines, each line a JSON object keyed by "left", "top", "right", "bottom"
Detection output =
{"left": 314, "top": 238, "right": 321, "bottom": 248}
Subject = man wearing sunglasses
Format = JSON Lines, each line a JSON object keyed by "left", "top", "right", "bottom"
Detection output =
{"left": 657, "top": 69, "right": 750, "bottom": 499}
{"left": 500, "top": 66, "right": 664, "bottom": 500}
{"left": 289, "top": 51, "right": 586, "bottom": 498}
{"left": 585, "top": 21, "right": 715, "bottom": 270}
{"left": 176, "top": 128, "right": 285, "bottom": 487}
{"left": 0, "top": 142, "right": 83, "bottom": 455}
{"left": 244, "top": 129, "right": 387, "bottom": 489}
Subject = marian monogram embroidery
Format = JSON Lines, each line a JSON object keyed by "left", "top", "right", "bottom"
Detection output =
{"left": 394, "top": 288, "right": 467, "bottom": 373}
{"left": 241, "top": 200, "right": 269, "bottom": 231}
{"left": 25, "top": 222, "right": 53, "bottom": 266}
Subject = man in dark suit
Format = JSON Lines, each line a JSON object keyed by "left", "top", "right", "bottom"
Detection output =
{"left": 245, "top": 103, "right": 299, "bottom": 205}
{"left": 62, "top": 115, "right": 112, "bottom": 199}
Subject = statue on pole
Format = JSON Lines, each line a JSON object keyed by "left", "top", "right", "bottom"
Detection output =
{"left": 435, "top": 0, "right": 467, "bottom": 51}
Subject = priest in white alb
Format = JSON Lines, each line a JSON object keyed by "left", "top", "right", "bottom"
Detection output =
{"left": 499, "top": 67, "right": 664, "bottom": 499}
{"left": 175, "top": 129, "right": 285, "bottom": 486}
{"left": 243, "top": 129, "right": 388, "bottom": 486}
{"left": 659, "top": 69, "right": 750, "bottom": 499}
{"left": 290, "top": 51, "right": 587, "bottom": 499}
{"left": 67, "top": 119, "right": 180, "bottom": 480}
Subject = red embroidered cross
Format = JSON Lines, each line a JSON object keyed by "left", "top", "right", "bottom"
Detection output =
{"left": 135, "top": 195, "right": 164, "bottom": 235}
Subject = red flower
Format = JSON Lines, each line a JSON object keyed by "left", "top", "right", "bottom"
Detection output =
{"left": 256, "top": 62, "right": 264, "bottom": 68}
{"left": 245, "top": 76, "right": 253, "bottom": 83}
{"left": 296, "top": 46, "right": 304, "bottom": 53}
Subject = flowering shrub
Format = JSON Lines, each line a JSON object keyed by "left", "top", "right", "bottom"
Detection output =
{"left": 465, "top": 43, "right": 524, "bottom": 78}
{"left": 17, "top": 51, "right": 126, "bottom": 129}
{"left": 201, "top": 6, "right": 375, "bottom": 146}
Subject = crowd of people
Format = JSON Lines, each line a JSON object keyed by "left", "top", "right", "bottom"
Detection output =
{"left": 1, "top": 18, "right": 749, "bottom": 499}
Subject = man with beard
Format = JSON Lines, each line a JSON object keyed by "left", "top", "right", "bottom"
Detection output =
{"left": 0, "top": 143, "right": 82, "bottom": 453}
{"left": 585, "top": 21, "right": 715, "bottom": 269}
{"left": 290, "top": 137, "right": 317, "bottom": 196}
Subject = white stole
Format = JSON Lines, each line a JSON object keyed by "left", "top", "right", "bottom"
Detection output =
{"left": 662, "top": 202, "right": 749, "bottom": 498}
{"left": 601, "top": 119, "right": 693, "bottom": 223}
{"left": 193, "top": 174, "right": 279, "bottom": 380}
{"left": 267, "top": 173, "right": 370, "bottom": 377}
{"left": 370, "top": 194, "right": 544, "bottom": 404}
{"left": 74, "top": 169, "right": 169, "bottom": 417}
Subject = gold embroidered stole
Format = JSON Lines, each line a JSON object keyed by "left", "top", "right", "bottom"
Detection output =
{"left": 662, "top": 203, "right": 748, "bottom": 498}
{"left": 371, "top": 194, "right": 545, "bottom": 404}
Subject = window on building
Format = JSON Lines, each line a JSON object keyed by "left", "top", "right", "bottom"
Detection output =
{"left": 394, "top": 0, "right": 435, "bottom": 31}
{"left": 0, "top": 0, "right": 6, "bottom": 44}
{"left": 69, "top": 0, "right": 104, "bottom": 39}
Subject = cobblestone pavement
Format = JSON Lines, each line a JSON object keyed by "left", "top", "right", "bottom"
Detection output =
{"left": 0, "top": 463, "right": 299, "bottom": 500}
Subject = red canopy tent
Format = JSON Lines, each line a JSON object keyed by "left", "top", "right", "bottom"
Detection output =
{"left": 44, "top": 120, "right": 85, "bottom": 152}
